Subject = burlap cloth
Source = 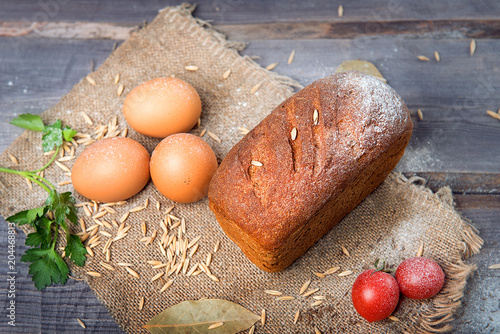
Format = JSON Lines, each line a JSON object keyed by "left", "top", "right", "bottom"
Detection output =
{"left": 0, "top": 4, "right": 483, "bottom": 333}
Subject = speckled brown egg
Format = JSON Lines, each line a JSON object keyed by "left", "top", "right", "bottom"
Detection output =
{"left": 123, "top": 77, "right": 201, "bottom": 138}
{"left": 150, "top": 133, "right": 218, "bottom": 203}
{"left": 71, "top": 137, "right": 150, "bottom": 202}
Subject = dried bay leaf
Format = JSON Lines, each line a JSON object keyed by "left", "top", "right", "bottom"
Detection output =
{"left": 144, "top": 299, "right": 261, "bottom": 333}
{"left": 336, "top": 60, "right": 387, "bottom": 83}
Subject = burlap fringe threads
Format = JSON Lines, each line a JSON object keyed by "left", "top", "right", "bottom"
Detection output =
{"left": 399, "top": 174, "right": 483, "bottom": 333}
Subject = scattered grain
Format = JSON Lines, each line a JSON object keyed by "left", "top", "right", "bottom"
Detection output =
{"left": 138, "top": 296, "right": 145, "bottom": 311}
{"left": 117, "top": 84, "right": 124, "bottom": 97}
{"left": 188, "top": 243, "right": 199, "bottom": 257}
{"left": 302, "top": 288, "right": 320, "bottom": 297}
{"left": 249, "top": 325, "right": 255, "bottom": 334}
{"left": 58, "top": 180, "right": 72, "bottom": 186}
{"left": 488, "top": 263, "right": 500, "bottom": 269}
{"left": 341, "top": 246, "right": 350, "bottom": 256}
{"left": 238, "top": 127, "right": 250, "bottom": 135}
{"left": 338, "top": 270, "right": 353, "bottom": 277}
{"left": 416, "top": 241, "right": 424, "bottom": 257}
{"left": 313, "top": 109, "right": 319, "bottom": 125}
{"left": 251, "top": 160, "right": 263, "bottom": 167}
{"left": 86, "top": 76, "right": 96, "bottom": 85}
{"left": 288, "top": 49, "right": 295, "bottom": 65}
{"left": 299, "top": 279, "right": 311, "bottom": 295}
{"left": 125, "top": 267, "right": 140, "bottom": 278}
{"left": 417, "top": 55, "right": 430, "bottom": 61}
{"left": 208, "top": 274, "right": 219, "bottom": 282}
{"left": 264, "top": 289, "right": 282, "bottom": 296}
{"left": 311, "top": 300, "right": 323, "bottom": 307}
{"left": 156, "top": 201, "right": 161, "bottom": 211}
{"left": 119, "top": 211, "right": 130, "bottom": 223}
{"left": 207, "top": 131, "right": 222, "bottom": 143}
{"left": 99, "top": 231, "right": 112, "bottom": 238}
{"left": 315, "top": 326, "right": 321, "bottom": 334}
{"left": 185, "top": 65, "right": 199, "bottom": 71}
{"left": 117, "top": 262, "right": 133, "bottom": 267}
{"left": 261, "top": 309, "right": 266, "bottom": 326}
{"left": 418, "top": 109, "right": 423, "bottom": 120}
{"left": 87, "top": 271, "right": 101, "bottom": 277}
{"left": 208, "top": 322, "right": 224, "bottom": 330}
{"left": 434, "top": 51, "right": 440, "bottom": 62}
{"left": 99, "top": 262, "right": 115, "bottom": 271}
{"left": 291, "top": 127, "right": 297, "bottom": 140}
{"left": 213, "top": 240, "right": 220, "bottom": 253}
{"left": 114, "top": 73, "right": 120, "bottom": 84}
{"left": 250, "top": 82, "right": 262, "bottom": 94}
{"left": 77, "top": 318, "right": 86, "bottom": 328}
{"left": 92, "top": 211, "right": 107, "bottom": 219}
{"left": 324, "top": 266, "right": 340, "bottom": 275}
{"left": 314, "top": 272, "right": 326, "bottom": 278}
{"left": 266, "top": 62, "right": 279, "bottom": 71}
{"left": 277, "top": 296, "right": 295, "bottom": 301}
{"left": 160, "top": 279, "right": 174, "bottom": 292}
{"left": 470, "top": 39, "right": 476, "bottom": 55}
{"left": 199, "top": 128, "right": 207, "bottom": 137}
{"left": 388, "top": 315, "right": 400, "bottom": 322}
{"left": 338, "top": 5, "right": 344, "bottom": 17}
{"left": 487, "top": 110, "right": 500, "bottom": 120}
{"left": 86, "top": 246, "right": 94, "bottom": 257}
{"left": 129, "top": 206, "right": 145, "bottom": 213}
{"left": 55, "top": 161, "right": 71, "bottom": 173}
{"left": 222, "top": 69, "right": 231, "bottom": 80}
{"left": 206, "top": 253, "right": 212, "bottom": 267}
{"left": 106, "top": 249, "right": 111, "bottom": 262}
{"left": 293, "top": 310, "right": 300, "bottom": 324}
{"left": 187, "top": 263, "right": 199, "bottom": 276}
{"left": 151, "top": 272, "right": 164, "bottom": 282}
{"left": 8, "top": 153, "right": 19, "bottom": 164}
{"left": 82, "top": 205, "right": 92, "bottom": 217}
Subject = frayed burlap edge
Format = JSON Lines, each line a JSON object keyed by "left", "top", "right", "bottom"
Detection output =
{"left": 397, "top": 175, "right": 483, "bottom": 334}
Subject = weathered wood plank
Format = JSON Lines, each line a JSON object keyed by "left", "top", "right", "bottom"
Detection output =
{"left": 1, "top": 0, "right": 499, "bottom": 25}
{"left": 3, "top": 19, "right": 500, "bottom": 40}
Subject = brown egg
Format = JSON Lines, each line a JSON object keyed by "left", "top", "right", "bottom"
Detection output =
{"left": 150, "top": 133, "right": 218, "bottom": 203}
{"left": 123, "top": 77, "right": 201, "bottom": 138}
{"left": 71, "top": 137, "right": 150, "bottom": 202}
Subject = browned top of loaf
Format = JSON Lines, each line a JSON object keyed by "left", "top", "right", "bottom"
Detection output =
{"left": 208, "top": 71, "right": 413, "bottom": 251}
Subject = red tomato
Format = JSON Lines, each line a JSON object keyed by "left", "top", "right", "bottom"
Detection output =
{"left": 351, "top": 269, "right": 400, "bottom": 322}
{"left": 395, "top": 257, "right": 445, "bottom": 300}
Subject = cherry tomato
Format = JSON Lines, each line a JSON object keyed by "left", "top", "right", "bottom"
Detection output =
{"left": 351, "top": 269, "right": 400, "bottom": 322}
{"left": 395, "top": 257, "right": 445, "bottom": 300}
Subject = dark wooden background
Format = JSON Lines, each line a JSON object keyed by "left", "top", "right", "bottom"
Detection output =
{"left": 1, "top": 1, "right": 499, "bottom": 333}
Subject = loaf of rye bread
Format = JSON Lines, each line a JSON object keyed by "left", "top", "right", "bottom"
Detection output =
{"left": 208, "top": 71, "right": 413, "bottom": 272}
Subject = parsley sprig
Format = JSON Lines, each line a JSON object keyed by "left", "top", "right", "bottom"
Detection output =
{"left": 1, "top": 113, "right": 86, "bottom": 290}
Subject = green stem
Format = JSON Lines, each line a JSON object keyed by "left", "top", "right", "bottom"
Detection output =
{"left": 32, "top": 146, "right": 60, "bottom": 174}
{"left": 51, "top": 223, "right": 58, "bottom": 251}
{"left": 0, "top": 145, "right": 61, "bottom": 193}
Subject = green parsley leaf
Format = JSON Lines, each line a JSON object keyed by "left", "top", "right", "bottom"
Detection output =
{"left": 6, "top": 210, "right": 32, "bottom": 226}
{"left": 25, "top": 216, "right": 53, "bottom": 248}
{"left": 65, "top": 234, "right": 87, "bottom": 266}
{"left": 62, "top": 126, "right": 77, "bottom": 142}
{"left": 10, "top": 113, "right": 45, "bottom": 132}
{"left": 21, "top": 248, "right": 69, "bottom": 290}
{"left": 46, "top": 190, "right": 78, "bottom": 225}
{"left": 42, "top": 120, "right": 63, "bottom": 153}
{"left": 6, "top": 206, "right": 47, "bottom": 226}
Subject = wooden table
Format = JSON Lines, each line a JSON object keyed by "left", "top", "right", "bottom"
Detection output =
{"left": 0, "top": 1, "right": 499, "bottom": 332}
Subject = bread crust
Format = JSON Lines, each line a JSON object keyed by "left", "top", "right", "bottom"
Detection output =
{"left": 208, "top": 71, "right": 413, "bottom": 272}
